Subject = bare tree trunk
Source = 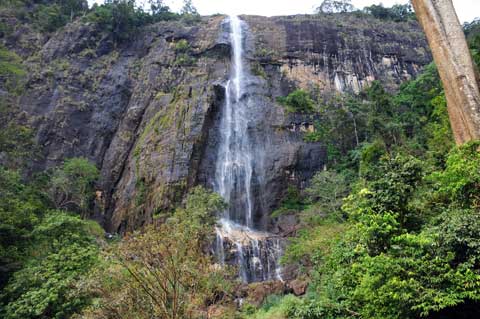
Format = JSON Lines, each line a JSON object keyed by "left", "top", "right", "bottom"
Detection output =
{"left": 411, "top": 0, "right": 480, "bottom": 144}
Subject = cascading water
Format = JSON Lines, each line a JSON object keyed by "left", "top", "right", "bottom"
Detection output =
{"left": 214, "top": 15, "right": 283, "bottom": 283}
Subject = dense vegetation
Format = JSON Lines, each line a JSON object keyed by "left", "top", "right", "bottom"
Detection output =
{"left": 316, "top": 0, "right": 415, "bottom": 22}
{"left": 0, "top": 0, "right": 200, "bottom": 43}
{"left": 243, "top": 27, "right": 480, "bottom": 319}
{"left": 0, "top": 159, "right": 103, "bottom": 318}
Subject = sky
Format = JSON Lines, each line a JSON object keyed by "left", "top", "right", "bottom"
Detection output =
{"left": 88, "top": 0, "right": 479, "bottom": 23}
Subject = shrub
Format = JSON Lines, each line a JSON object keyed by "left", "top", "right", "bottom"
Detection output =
{"left": 1, "top": 211, "right": 102, "bottom": 319}
{"left": 174, "top": 39, "right": 190, "bottom": 52}
{"left": 0, "top": 45, "right": 26, "bottom": 92}
{"left": 278, "top": 89, "right": 315, "bottom": 113}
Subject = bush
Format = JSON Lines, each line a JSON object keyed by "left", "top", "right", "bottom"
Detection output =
{"left": 1, "top": 211, "right": 102, "bottom": 319}
{"left": 271, "top": 185, "right": 305, "bottom": 218}
{"left": 174, "top": 39, "right": 190, "bottom": 52}
{"left": 278, "top": 89, "right": 315, "bottom": 113}
{"left": 0, "top": 45, "right": 26, "bottom": 92}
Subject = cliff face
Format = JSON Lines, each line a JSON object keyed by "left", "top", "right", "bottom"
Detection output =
{"left": 2, "top": 13, "right": 430, "bottom": 232}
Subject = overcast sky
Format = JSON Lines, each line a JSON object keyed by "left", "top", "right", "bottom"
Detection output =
{"left": 88, "top": 0, "right": 479, "bottom": 23}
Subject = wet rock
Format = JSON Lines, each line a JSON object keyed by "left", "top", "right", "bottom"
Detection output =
{"left": 272, "top": 213, "right": 299, "bottom": 235}
{"left": 288, "top": 279, "right": 309, "bottom": 296}
{"left": 215, "top": 220, "right": 284, "bottom": 282}
{"left": 240, "top": 281, "right": 287, "bottom": 307}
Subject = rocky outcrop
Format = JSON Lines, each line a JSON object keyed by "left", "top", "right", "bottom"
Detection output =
{"left": 1, "top": 13, "right": 431, "bottom": 232}
{"left": 244, "top": 14, "right": 429, "bottom": 94}
{"left": 237, "top": 281, "right": 288, "bottom": 307}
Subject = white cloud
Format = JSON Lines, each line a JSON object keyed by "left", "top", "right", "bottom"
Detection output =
{"left": 88, "top": 0, "right": 479, "bottom": 23}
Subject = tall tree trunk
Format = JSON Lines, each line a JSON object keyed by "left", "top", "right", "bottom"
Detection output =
{"left": 411, "top": 0, "right": 480, "bottom": 144}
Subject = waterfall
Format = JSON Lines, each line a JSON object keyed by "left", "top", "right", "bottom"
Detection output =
{"left": 214, "top": 15, "right": 283, "bottom": 283}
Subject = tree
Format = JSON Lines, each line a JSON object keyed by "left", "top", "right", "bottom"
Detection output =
{"left": 32, "top": 0, "right": 88, "bottom": 32}
{"left": 316, "top": 0, "right": 354, "bottom": 14}
{"left": 364, "top": 3, "right": 415, "bottom": 22}
{"left": 306, "top": 170, "right": 348, "bottom": 214}
{"left": 411, "top": 0, "right": 480, "bottom": 144}
{"left": 87, "top": 0, "right": 151, "bottom": 44}
{"left": 1, "top": 211, "right": 102, "bottom": 319}
{"left": 181, "top": 0, "right": 198, "bottom": 15}
{"left": 148, "top": 0, "right": 168, "bottom": 15}
{"left": 58, "top": 0, "right": 89, "bottom": 21}
{"left": 47, "top": 158, "right": 99, "bottom": 215}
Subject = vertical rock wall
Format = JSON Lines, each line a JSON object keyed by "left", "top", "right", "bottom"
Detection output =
{"left": 4, "top": 13, "right": 431, "bottom": 232}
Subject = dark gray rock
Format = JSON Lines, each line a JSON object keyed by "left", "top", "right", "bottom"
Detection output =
{"left": 3, "top": 13, "right": 431, "bottom": 232}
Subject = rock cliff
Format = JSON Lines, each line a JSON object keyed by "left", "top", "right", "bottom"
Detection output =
{"left": 1, "top": 12, "right": 430, "bottom": 232}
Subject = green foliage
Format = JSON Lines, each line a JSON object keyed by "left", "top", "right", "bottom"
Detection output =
{"left": 243, "top": 294, "right": 303, "bottom": 319}
{"left": 305, "top": 169, "right": 348, "bottom": 215}
{"left": 180, "top": 0, "right": 201, "bottom": 24}
{"left": 363, "top": 154, "right": 423, "bottom": 219}
{"left": 285, "top": 142, "right": 480, "bottom": 319}
{"left": 0, "top": 167, "right": 45, "bottom": 287}
{"left": 0, "top": 157, "right": 103, "bottom": 319}
{"left": 1, "top": 211, "right": 101, "bottom": 319}
{"left": 0, "top": 113, "right": 34, "bottom": 169}
{"left": 0, "top": 45, "right": 26, "bottom": 93}
{"left": 283, "top": 220, "right": 345, "bottom": 268}
{"left": 34, "top": 4, "right": 67, "bottom": 32}
{"left": 424, "top": 94, "right": 454, "bottom": 163}
{"left": 79, "top": 187, "right": 231, "bottom": 319}
{"left": 180, "top": 0, "right": 198, "bottom": 15}
{"left": 174, "top": 38, "right": 190, "bottom": 52}
{"left": 251, "top": 61, "right": 267, "bottom": 78}
{"left": 86, "top": 0, "right": 149, "bottom": 43}
{"left": 429, "top": 141, "right": 480, "bottom": 207}
{"left": 316, "top": 0, "right": 354, "bottom": 14}
{"left": 271, "top": 185, "right": 305, "bottom": 218}
{"left": 358, "top": 140, "right": 386, "bottom": 177}
{"left": 0, "top": 46, "right": 34, "bottom": 169}
{"left": 33, "top": 1, "right": 88, "bottom": 32}
{"left": 278, "top": 89, "right": 315, "bottom": 113}
{"left": 135, "top": 178, "right": 147, "bottom": 206}
{"left": 306, "top": 63, "right": 448, "bottom": 168}
{"left": 173, "top": 38, "right": 196, "bottom": 66}
{"left": 363, "top": 3, "right": 415, "bottom": 22}
{"left": 466, "top": 20, "right": 480, "bottom": 68}
{"left": 174, "top": 53, "right": 196, "bottom": 66}
{"left": 47, "top": 158, "right": 99, "bottom": 215}
{"left": 86, "top": 0, "right": 183, "bottom": 43}
{"left": 271, "top": 48, "right": 480, "bottom": 317}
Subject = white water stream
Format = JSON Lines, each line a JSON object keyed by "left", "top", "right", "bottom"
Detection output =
{"left": 214, "top": 15, "right": 283, "bottom": 283}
